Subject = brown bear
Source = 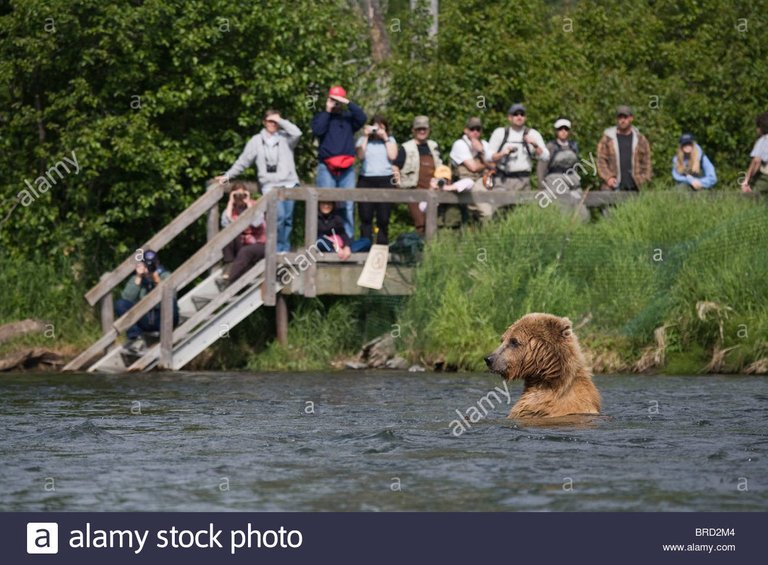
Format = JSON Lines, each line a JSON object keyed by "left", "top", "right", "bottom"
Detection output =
{"left": 484, "top": 313, "right": 601, "bottom": 419}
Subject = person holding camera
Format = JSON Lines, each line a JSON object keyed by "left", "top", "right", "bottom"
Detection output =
{"left": 219, "top": 183, "right": 266, "bottom": 287}
{"left": 490, "top": 104, "right": 550, "bottom": 193}
{"left": 215, "top": 109, "right": 301, "bottom": 252}
{"left": 356, "top": 115, "right": 398, "bottom": 245}
{"left": 311, "top": 85, "right": 367, "bottom": 239}
{"left": 115, "top": 249, "right": 179, "bottom": 354}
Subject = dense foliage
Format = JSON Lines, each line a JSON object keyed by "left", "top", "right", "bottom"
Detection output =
{"left": 400, "top": 193, "right": 768, "bottom": 373}
{"left": 1, "top": 0, "right": 368, "bottom": 271}
{"left": 2, "top": 0, "right": 766, "bottom": 273}
{"left": 2, "top": 1, "right": 766, "bottom": 370}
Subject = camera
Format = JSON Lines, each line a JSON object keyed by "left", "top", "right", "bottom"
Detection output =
{"left": 144, "top": 257, "right": 158, "bottom": 274}
{"left": 233, "top": 191, "right": 247, "bottom": 201}
{"left": 266, "top": 165, "right": 277, "bottom": 173}
{"left": 509, "top": 146, "right": 519, "bottom": 154}
{"left": 436, "top": 179, "right": 446, "bottom": 189}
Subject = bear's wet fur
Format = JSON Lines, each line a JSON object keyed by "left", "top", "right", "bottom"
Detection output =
{"left": 485, "top": 313, "right": 601, "bottom": 418}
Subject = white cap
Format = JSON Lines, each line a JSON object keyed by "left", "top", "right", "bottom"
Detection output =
{"left": 554, "top": 118, "right": 572, "bottom": 129}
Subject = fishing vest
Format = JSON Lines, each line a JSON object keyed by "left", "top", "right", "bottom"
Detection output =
{"left": 547, "top": 140, "right": 580, "bottom": 174}
{"left": 400, "top": 139, "right": 442, "bottom": 188}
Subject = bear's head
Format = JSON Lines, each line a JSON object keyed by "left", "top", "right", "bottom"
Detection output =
{"left": 484, "top": 313, "right": 583, "bottom": 383}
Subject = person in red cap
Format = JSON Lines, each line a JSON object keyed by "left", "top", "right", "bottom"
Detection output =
{"left": 311, "top": 85, "right": 367, "bottom": 238}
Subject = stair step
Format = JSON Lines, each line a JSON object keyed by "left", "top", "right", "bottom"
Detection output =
{"left": 89, "top": 348, "right": 128, "bottom": 374}
{"left": 191, "top": 296, "right": 211, "bottom": 310}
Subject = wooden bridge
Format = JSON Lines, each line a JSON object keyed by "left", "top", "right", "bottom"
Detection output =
{"left": 62, "top": 184, "right": 634, "bottom": 373}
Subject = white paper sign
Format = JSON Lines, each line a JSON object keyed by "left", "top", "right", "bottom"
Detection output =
{"left": 357, "top": 244, "right": 389, "bottom": 289}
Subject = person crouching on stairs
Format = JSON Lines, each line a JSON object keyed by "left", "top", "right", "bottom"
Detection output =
{"left": 116, "top": 249, "right": 179, "bottom": 355}
{"left": 219, "top": 183, "right": 267, "bottom": 288}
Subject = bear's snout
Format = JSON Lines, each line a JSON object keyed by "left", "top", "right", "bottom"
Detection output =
{"left": 484, "top": 354, "right": 495, "bottom": 368}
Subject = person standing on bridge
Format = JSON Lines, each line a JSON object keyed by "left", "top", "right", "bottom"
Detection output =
{"left": 356, "top": 115, "right": 398, "bottom": 245}
{"left": 391, "top": 115, "right": 443, "bottom": 237}
{"left": 596, "top": 105, "right": 652, "bottom": 191}
{"left": 116, "top": 249, "right": 179, "bottom": 355}
{"left": 311, "top": 85, "right": 367, "bottom": 239}
{"left": 216, "top": 109, "right": 301, "bottom": 253}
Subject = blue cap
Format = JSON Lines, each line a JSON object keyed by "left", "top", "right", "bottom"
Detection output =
{"left": 508, "top": 103, "right": 526, "bottom": 115}
{"left": 143, "top": 249, "right": 157, "bottom": 262}
{"left": 679, "top": 133, "right": 695, "bottom": 146}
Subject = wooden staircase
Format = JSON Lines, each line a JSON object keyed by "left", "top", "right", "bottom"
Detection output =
{"left": 86, "top": 261, "right": 282, "bottom": 373}
{"left": 63, "top": 185, "right": 281, "bottom": 373}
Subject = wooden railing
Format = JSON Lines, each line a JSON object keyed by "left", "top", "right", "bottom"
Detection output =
{"left": 63, "top": 186, "right": 271, "bottom": 372}
{"left": 68, "top": 183, "right": 640, "bottom": 372}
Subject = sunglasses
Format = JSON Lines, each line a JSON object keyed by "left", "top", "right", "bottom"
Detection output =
{"left": 512, "top": 112, "right": 526, "bottom": 117}
{"left": 469, "top": 126, "right": 482, "bottom": 132}
{"left": 617, "top": 114, "right": 630, "bottom": 118}
{"left": 414, "top": 127, "right": 429, "bottom": 132}
{"left": 557, "top": 126, "right": 570, "bottom": 131}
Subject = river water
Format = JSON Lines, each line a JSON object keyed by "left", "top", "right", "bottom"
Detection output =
{"left": 0, "top": 372, "right": 765, "bottom": 511}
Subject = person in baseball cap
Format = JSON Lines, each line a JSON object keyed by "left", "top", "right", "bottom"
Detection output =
{"left": 391, "top": 115, "right": 443, "bottom": 236}
{"left": 488, "top": 103, "right": 549, "bottom": 193}
{"left": 311, "top": 85, "right": 367, "bottom": 238}
{"left": 673, "top": 133, "right": 717, "bottom": 191}
{"left": 596, "top": 103, "right": 652, "bottom": 191}
{"left": 327, "top": 85, "right": 349, "bottom": 105}
{"left": 536, "top": 116, "right": 587, "bottom": 220}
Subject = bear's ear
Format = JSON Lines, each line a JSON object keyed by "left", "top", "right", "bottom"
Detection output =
{"left": 560, "top": 317, "right": 573, "bottom": 338}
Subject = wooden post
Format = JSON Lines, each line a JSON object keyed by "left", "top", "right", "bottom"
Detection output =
{"left": 207, "top": 181, "right": 221, "bottom": 276}
{"left": 159, "top": 284, "right": 174, "bottom": 369}
{"left": 263, "top": 192, "right": 278, "bottom": 306}
{"left": 99, "top": 273, "right": 114, "bottom": 335}
{"left": 276, "top": 293, "right": 288, "bottom": 345}
{"left": 206, "top": 180, "right": 220, "bottom": 243}
{"left": 425, "top": 190, "right": 438, "bottom": 240}
{"left": 304, "top": 187, "right": 318, "bottom": 297}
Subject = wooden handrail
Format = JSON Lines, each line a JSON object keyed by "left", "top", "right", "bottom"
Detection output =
{"left": 275, "top": 186, "right": 642, "bottom": 206}
{"left": 85, "top": 183, "right": 225, "bottom": 306}
{"left": 113, "top": 192, "right": 275, "bottom": 333}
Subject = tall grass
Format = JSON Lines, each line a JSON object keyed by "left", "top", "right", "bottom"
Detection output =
{"left": 399, "top": 192, "right": 768, "bottom": 373}
{"left": 247, "top": 296, "right": 404, "bottom": 372}
{"left": 0, "top": 253, "right": 100, "bottom": 353}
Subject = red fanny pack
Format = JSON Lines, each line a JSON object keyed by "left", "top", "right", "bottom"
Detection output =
{"left": 324, "top": 155, "right": 355, "bottom": 175}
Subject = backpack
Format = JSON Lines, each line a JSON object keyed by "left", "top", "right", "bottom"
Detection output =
{"left": 497, "top": 127, "right": 534, "bottom": 170}
{"left": 389, "top": 232, "right": 424, "bottom": 264}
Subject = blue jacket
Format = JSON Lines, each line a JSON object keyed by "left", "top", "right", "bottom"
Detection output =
{"left": 671, "top": 143, "right": 717, "bottom": 189}
{"left": 311, "top": 103, "right": 367, "bottom": 161}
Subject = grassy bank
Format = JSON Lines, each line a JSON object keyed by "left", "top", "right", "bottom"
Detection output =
{"left": 0, "top": 254, "right": 100, "bottom": 357}
{"left": 3, "top": 192, "right": 766, "bottom": 375}
{"left": 398, "top": 192, "right": 768, "bottom": 374}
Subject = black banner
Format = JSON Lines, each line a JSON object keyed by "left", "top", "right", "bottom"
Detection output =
{"left": 5, "top": 512, "right": 760, "bottom": 564}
